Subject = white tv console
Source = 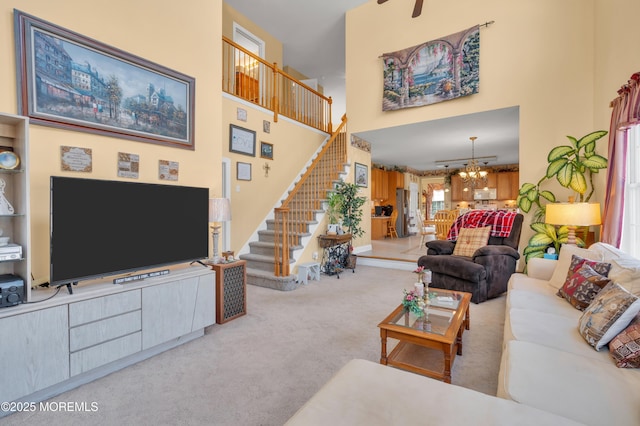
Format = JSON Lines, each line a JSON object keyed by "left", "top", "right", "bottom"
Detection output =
{"left": 0, "top": 265, "right": 215, "bottom": 413}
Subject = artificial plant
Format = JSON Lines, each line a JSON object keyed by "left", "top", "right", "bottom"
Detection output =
{"left": 517, "top": 130, "right": 608, "bottom": 262}
{"left": 333, "top": 181, "right": 367, "bottom": 238}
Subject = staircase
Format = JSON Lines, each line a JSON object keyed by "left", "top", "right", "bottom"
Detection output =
{"left": 239, "top": 116, "right": 349, "bottom": 290}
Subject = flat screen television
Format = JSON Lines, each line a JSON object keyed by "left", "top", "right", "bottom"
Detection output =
{"left": 50, "top": 177, "right": 209, "bottom": 287}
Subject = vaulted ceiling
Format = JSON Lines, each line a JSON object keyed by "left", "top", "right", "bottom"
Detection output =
{"left": 224, "top": 0, "right": 519, "bottom": 173}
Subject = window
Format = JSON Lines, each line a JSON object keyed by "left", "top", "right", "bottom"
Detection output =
{"left": 620, "top": 124, "right": 640, "bottom": 257}
{"left": 430, "top": 189, "right": 445, "bottom": 218}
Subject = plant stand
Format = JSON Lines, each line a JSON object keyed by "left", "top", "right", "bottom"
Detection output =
{"left": 318, "top": 234, "right": 352, "bottom": 279}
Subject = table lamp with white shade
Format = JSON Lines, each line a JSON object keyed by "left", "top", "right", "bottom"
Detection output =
{"left": 209, "top": 198, "right": 231, "bottom": 263}
{"left": 545, "top": 202, "right": 601, "bottom": 246}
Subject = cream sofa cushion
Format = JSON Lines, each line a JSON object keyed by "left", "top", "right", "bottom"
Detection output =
{"left": 548, "top": 245, "right": 601, "bottom": 290}
{"left": 287, "top": 359, "right": 582, "bottom": 426}
{"left": 498, "top": 341, "right": 640, "bottom": 426}
{"left": 505, "top": 308, "right": 609, "bottom": 362}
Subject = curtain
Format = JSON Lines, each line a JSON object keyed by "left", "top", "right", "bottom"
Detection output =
{"left": 424, "top": 183, "right": 444, "bottom": 219}
{"left": 602, "top": 72, "right": 640, "bottom": 246}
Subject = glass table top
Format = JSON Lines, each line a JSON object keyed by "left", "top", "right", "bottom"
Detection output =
{"left": 385, "top": 289, "right": 466, "bottom": 336}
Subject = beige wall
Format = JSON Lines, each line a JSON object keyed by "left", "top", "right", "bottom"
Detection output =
{"left": 223, "top": 3, "right": 283, "bottom": 67}
{"left": 0, "top": 1, "right": 222, "bottom": 282}
{"left": 347, "top": 0, "right": 640, "bottom": 245}
{"left": 222, "top": 98, "right": 327, "bottom": 254}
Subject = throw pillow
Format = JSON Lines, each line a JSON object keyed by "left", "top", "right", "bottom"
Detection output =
{"left": 608, "top": 257, "right": 640, "bottom": 296}
{"left": 548, "top": 245, "right": 602, "bottom": 290}
{"left": 452, "top": 226, "right": 491, "bottom": 257}
{"left": 566, "top": 254, "right": 612, "bottom": 277}
{"left": 557, "top": 264, "right": 611, "bottom": 310}
{"left": 578, "top": 282, "right": 640, "bottom": 350}
{"left": 609, "top": 315, "right": 640, "bottom": 368}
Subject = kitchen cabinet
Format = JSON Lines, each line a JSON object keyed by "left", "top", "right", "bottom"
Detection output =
{"left": 450, "top": 175, "right": 474, "bottom": 202}
{"left": 497, "top": 171, "right": 519, "bottom": 200}
{"left": 372, "top": 168, "right": 388, "bottom": 201}
{"left": 388, "top": 171, "right": 404, "bottom": 189}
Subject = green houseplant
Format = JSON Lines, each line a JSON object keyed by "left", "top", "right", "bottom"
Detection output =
{"left": 326, "top": 191, "right": 343, "bottom": 234}
{"left": 517, "top": 130, "right": 608, "bottom": 262}
{"left": 333, "top": 181, "right": 367, "bottom": 239}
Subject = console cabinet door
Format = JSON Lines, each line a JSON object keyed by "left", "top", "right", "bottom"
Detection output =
{"left": 0, "top": 306, "right": 69, "bottom": 402}
{"left": 141, "top": 272, "right": 214, "bottom": 349}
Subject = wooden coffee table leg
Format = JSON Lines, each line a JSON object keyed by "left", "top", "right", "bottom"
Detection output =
{"left": 380, "top": 330, "right": 388, "bottom": 365}
{"left": 443, "top": 346, "right": 453, "bottom": 383}
{"left": 457, "top": 325, "right": 463, "bottom": 355}
{"left": 465, "top": 305, "right": 470, "bottom": 330}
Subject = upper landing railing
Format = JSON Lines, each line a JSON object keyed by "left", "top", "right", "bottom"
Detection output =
{"left": 222, "top": 36, "right": 333, "bottom": 134}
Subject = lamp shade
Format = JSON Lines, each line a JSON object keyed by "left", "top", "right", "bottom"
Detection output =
{"left": 209, "top": 198, "right": 231, "bottom": 222}
{"left": 545, "top": 202, "right": 601, "bottom": 226}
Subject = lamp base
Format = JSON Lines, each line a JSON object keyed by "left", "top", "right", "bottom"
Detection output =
{"left": 566, "top": 226, "right": 577, "bottom": 246}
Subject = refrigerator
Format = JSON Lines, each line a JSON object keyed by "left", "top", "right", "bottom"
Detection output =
{"left": 395, "top": 188, "right": 410, "bottom": 237}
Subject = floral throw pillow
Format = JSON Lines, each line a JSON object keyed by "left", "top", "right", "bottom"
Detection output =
{"left": 452, "top": 226, "right": 491, "bottom": 257}
{"left": 609, "top": 315, "right": 640, "bottom": 368}
{"left": 557, "top": 263, "right": 611, "bottom": 310}
{"left": 578, "top": 282, "right": 640, "bottom": 351}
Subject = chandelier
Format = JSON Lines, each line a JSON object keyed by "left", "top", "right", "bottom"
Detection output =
{"left": 458, "top": 136, "right": 488, "bottom": 191}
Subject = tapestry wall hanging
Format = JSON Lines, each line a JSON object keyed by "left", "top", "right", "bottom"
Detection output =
{"left": 382, "top": 25, "right": 479, "bottom": 111}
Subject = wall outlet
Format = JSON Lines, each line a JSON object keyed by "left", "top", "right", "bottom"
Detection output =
{"left": 312, "top": 252, "right": 318, "bottom": 260}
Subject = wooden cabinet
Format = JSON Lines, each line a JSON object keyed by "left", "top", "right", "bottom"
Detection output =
{"left": 0, "top": 306, "right": 69, "bottom": 403}
{"left": 209, "top": 260, "right": 247, "bottom": 324}
{"left": 497, "top": 171, "right": 519, "bottom": 200}
{"left": 0, "top": 113, "right": 31, "bottom": 301}
{"left": 450, "top": 175, "right": 474, "bottom": 202}
{"left": 69, "top": 291, "right": 142, "bottom": 376}
{"left": 371, "top": 168, "right": 388, "bottom": 200}
{"left": 451, "top": 171, "right": 520, "bottom": 202}
{"left": 0, "top": 267, "right": 214, "bottom": 409}
{"left": 388, "top": 171, "right": 404, "bottom": 189}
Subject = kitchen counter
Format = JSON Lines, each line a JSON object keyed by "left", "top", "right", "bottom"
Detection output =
{"left": 371, "top": 216, "right": 390, "bottom": 239}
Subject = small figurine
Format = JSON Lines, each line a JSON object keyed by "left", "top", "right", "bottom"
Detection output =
{"left": 0, "top": 179, "right": 14, "bottom": 215}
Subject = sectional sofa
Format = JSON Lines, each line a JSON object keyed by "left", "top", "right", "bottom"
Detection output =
{"left": 498, "top": 242, "right": 640, "bottom": 425}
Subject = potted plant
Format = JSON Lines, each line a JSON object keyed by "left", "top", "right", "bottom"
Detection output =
{"left": 334, "top": 181, "right": 367, "bottom": 238}
{"left": 326, "top": 191, "right": 343, "bottom": 235}
{"left": 517, "top": 130, "right": 608, "bottom": 263}
{"left": 333, "top": 181, "right": 367, "bottom": 270}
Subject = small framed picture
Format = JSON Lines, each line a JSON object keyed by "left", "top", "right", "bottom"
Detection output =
{"left": 237, "top": 162, "right": 252, "bottom": 181}
{"left": 355, "top": 162, "right": 368, "bottom": 187}
{"left": 229, "top": 124, "right": 256, "bottom": 156}
{"left": 237, "top": 107, "right": 247, "bottom": 122}
{"left": 261, "top": 142, "right": 273, "bottom": 160}
{"left": 263, "top": 120, "right": 271, "bottom": 133}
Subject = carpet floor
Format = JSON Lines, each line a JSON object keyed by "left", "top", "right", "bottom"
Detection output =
{"left": 5, "top": 265, "right": 505, "bottom": 426}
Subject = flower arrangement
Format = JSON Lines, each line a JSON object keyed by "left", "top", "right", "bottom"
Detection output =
{"left": 402, "top": 289, "right": 427, "bottom": 317}
{"left": 414, "top": 266, "right": 426, "bottom": 283}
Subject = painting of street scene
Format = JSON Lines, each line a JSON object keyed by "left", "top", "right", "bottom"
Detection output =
{"left": 16, "top": 12, "right": 194, "bottom": 148}
{"left": 382, "top": 26, "right": 479, "bottom": 111}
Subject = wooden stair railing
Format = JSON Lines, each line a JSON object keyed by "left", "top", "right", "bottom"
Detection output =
{"left": 222, "top": 36, "right": 333, "bottom": 134}
{"left": 273, "top": 115, "right": 348, "bottom": 276}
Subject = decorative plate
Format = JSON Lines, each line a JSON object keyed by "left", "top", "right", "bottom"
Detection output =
{"left": 0, "top": 151, "right": 19, "bottom": 170}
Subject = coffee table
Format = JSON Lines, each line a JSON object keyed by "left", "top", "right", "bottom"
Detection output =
{"left": 378, "top": 288, "right": 471, "bottom": 383}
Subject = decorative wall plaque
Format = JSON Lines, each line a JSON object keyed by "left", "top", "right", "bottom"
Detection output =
{"left": 159, "top": 160, "right": 179, "bottom": 181}
{"left": 61, "top": 146, "right": 92, "bottom": 172}
{"left": 118, "top": 152, "right": 140, "bottom": 179}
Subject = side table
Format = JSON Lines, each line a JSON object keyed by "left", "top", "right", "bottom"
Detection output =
{"left": 208, "top": 260, "right": 247, "bottom": 324}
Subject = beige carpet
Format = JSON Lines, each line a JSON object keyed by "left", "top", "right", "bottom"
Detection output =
{"left": 5, "top": 265, "right": 505, "bottom": 426}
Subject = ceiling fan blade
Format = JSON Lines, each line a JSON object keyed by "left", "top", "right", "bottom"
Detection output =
{"left": 377, "top": 0, "right": 389, "bottom": 4}
{"left": 412, "top": 0, "right": 424, "bottom": 17}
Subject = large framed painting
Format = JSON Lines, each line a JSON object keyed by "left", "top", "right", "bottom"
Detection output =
{"left": 14, "top": 10, "right": 196, "bottom": 149}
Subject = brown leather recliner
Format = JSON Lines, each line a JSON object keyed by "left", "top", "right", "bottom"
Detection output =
{"left": 417, "top": 213, "right": 523, "bottom": 304}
